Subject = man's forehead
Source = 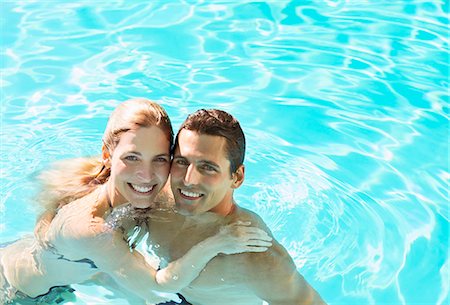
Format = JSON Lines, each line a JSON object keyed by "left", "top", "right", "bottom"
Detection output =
{"left": 176, "top": 129, "right": 228, "bottom": 158}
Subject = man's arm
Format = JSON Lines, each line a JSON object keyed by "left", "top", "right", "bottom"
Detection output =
{"left": 244, "top": 240, "right": 327, "bottom": 305}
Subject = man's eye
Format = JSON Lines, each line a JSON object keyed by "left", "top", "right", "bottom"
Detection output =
{"left": 124, "top": 155, "right": 138, "bottom": 161}
{"left": 201, "top": 164, "right": 216, "bottom": 172}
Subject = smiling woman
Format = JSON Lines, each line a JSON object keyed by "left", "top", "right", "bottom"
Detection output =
{"left": 0, "top": 98, "right": 273, "bottom": 304}
{"left": 104, "top": 126, "right": 171, "bottom": 209}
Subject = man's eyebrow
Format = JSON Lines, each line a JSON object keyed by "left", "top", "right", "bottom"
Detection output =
{"left": 172, "top": 156, "right": 219, "bottom": 167}
{"left": 198, "top": 160, "right": 220, "bottom": 168}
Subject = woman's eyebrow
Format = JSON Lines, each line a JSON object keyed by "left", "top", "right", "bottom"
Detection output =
{"left": 124, "top": 150, "right": 142, "bottom": 156}
{"left": 155, "top": 153, "right": 170, "bottom": 158}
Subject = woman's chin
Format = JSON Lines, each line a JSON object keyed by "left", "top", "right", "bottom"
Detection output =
{"left": 129, "top": 200, "right": 154, "bottom": 209}
{"left": 124, "top": 190, "right": 159, "bottom": 209}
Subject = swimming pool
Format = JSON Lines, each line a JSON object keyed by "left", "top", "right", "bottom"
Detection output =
{"left": 1, "top": 1, "right": 448, "bottom": 304}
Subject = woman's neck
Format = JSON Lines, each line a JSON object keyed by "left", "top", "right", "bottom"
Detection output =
{"left": 91, "top": 184, "right": 112, "bottom": 218}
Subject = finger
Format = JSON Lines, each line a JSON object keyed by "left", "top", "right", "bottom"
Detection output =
{"left": 233, "top": 221, "right": 251, "bottom": 226}
{"left": 245, "top": 240, "right": 272, "bottom": 247}
{"left": 244, "top": 246, "right": 270, "bottom": 252}
{"left": 237, "top": 233, "right": 272, "bottom": 243}
{"left": 236, "top": 228, "right": 272, "bottom": 239}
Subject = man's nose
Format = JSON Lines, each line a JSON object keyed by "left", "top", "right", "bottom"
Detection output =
{"left": 183, "top": 164, "right": 200, "bottom": 185}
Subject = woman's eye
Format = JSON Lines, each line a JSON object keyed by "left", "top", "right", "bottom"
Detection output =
{"left": 154, "top": 157, "right": 169, "bottom": 163}
{"left": 124, "top": 155, "right": 138, "bottom": 161}
{"left": 175, "top": 159, "right": 188, "bottom": 166}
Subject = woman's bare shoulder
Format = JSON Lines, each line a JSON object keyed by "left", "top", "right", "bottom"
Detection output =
{"left": 49, "top": 195, "right": 109, "bottom": 244}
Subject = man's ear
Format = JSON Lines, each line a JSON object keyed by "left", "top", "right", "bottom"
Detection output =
{"left": 101, "top": 144, "right": 111, "bottom": 169}
{"left": 231, "top": 165, "right": 245, "bottom": 189}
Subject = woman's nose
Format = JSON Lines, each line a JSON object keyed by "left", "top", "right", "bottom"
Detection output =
{"left": 136, "top": 164, "right": 153, "bottom": 181}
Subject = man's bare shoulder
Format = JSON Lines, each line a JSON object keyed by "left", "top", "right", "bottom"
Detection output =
{"left": 230, "top": 206, "right": 272, "bottom": 231}
{"left": 230, "top": 207, "right": 326, "bottom": 304}
{"left": 227, "top": 206, "right": 298, "bottom": 278}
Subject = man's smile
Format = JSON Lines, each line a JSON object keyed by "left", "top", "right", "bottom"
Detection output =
{"left": 179, "top": 188, "right": 204, "bottom": 200}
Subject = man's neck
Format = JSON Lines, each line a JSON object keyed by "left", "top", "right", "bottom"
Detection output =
{"left": 185, "top": 201, "right": 237, "bottom": 225}
{"left": 210, "top": 199, "right": 236, "bottom": 216}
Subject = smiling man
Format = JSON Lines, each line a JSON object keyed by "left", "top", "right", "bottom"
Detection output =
{"left": 149, "top": 109, "right": 326, "bottom": 305}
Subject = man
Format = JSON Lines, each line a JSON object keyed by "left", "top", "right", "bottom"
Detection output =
{"left": 149, "top": 109, "right": 326, "bottom": 305}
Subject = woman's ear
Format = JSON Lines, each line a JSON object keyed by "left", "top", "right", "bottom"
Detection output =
{"left": 101, "top": 144, "right": 111, "bottom": 169}
{"left": 231, "top": 165, "right": 245, "bottom": 189}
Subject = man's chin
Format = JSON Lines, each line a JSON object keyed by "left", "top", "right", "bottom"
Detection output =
{"left": 174, "top": 205, "right": 195, "bottom": 216}
{"left": 175, "top": 209, "right": 191, "bottom": 216}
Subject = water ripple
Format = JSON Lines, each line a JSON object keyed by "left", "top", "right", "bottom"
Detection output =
{"left": 1, "top": 1, "right": 448, "bottom": 304}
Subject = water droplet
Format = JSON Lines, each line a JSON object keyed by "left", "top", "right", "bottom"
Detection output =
{"left": 154, "top": 244, "right": 160, "bottom": 249}
{"left": 191, "top": 264, "right": 196, "bottom": 268}
{"left": 220, "top": 278, "right": 225, "bottom": 282}
{"left": 172, "top": 275, "right": 179, "bottom": 280}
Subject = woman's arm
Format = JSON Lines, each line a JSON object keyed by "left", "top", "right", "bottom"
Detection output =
{"left": 155, "top": 221, "right": 273, "bottom": 292}
{"left": 82, "top": 221, "right": 272, "bottom": 302}
{"left": 81, "top": 228, "right": 178, "bottom": 304}
{"left": 34, "top": 209, "right": 56, "bottom": 247}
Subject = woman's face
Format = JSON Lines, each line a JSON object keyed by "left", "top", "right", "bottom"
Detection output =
{"left": 107, "top": 126, "right": 171, "bottom": 209}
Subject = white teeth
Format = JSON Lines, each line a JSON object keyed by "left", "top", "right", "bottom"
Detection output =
{"left": 180, "top": 189, "right": 202, "bottom": 198}
{"left": 130, "top": 184, "right": 154, "bottom": 193}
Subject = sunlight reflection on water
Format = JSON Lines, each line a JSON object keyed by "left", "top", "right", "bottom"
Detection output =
{"left": 1, "top": 1, "right": 448, "bottom": 304}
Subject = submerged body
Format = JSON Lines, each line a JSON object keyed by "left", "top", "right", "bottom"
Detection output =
{"left": 0, "top": 190, "right": 101, "bottom": 300}
{"left": 148, "top": 206, "right": 324, "bottom": 305}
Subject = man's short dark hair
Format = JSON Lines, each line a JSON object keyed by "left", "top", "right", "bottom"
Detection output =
{"left": 175, "top": 109, "right": 245, "bottom": 175}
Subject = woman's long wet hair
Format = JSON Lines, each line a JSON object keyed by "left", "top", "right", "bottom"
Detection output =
{"left": 38, "top": 98, "right": 173, "bottom": 211}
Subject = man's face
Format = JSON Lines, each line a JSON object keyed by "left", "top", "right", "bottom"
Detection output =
{"left": 170, "top": 129, "right": 238, "bottom": 216}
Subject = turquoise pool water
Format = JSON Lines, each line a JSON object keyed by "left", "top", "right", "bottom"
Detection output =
{"left": 1, "top": 1, "right": 448, "bottom": 304}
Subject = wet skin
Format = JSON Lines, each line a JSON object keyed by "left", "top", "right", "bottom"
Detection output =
{"left": 146, "top": 130, "right": 326, "bottom": 305}
{"left": 105, "top": 126, "right": 171, "bottom": 209}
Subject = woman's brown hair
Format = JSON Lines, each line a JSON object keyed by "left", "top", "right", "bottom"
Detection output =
{"left": 38, "top": 98, "right": 173, "bottom": 210}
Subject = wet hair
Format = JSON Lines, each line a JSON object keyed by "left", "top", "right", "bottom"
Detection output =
{"left": 38, "top": 98, "right": 173, "bottom": 210}
{"left": 175, "top": 109, "right": 245, "bottom": 175}
{"left": 102, "top": 98, "right": 173, "bottom": 154}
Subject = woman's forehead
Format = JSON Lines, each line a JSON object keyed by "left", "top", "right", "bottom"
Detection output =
{"left": 115, "top": 127, "right": 170, "bottom": 152}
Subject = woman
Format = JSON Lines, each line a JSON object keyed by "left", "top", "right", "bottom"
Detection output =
{"left": 0, "top": 99, "right": 272, "bottom": 304}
